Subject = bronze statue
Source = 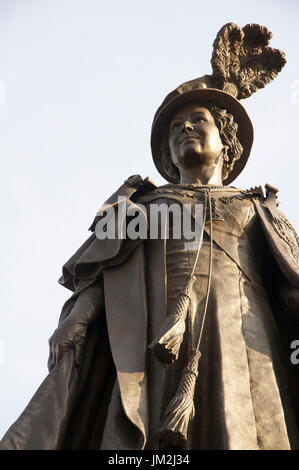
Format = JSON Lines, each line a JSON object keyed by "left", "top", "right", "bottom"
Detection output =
{"left": 1, "top": 23, "right": 299, "bottom": 450}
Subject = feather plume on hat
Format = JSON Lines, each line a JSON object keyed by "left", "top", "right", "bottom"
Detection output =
{"left": 211, "top": 22, "right": 286, "bottom": 99}
{"left": 151, "top": 22, "right": 286, "bottom": 185}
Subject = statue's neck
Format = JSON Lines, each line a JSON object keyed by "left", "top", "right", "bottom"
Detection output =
{"left": 179, "top": 162, "right": 223, "bottom": 186}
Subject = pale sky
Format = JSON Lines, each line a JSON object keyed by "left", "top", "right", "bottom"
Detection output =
{"left": 0, "top": 0, "right": 298, "bottom": 439}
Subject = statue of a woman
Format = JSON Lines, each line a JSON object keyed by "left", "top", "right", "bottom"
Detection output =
{"left": 1, "top": 23, "right": 299, "bottom": 450}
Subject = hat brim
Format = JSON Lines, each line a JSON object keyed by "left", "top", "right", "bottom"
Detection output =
{"left": 150, "top": 88, "right": 254, "bottom": 185}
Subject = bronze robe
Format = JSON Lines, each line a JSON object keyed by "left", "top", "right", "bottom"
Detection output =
{"left": 160, "top": 191, "right": 299, "bottom": 449}
{"left": 1, "top": 180, "right": 299, "bottom": 450}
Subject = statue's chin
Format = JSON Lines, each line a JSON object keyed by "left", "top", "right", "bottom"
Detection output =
{"left": 178, "top": 151, "right": 211, "bottom": 171}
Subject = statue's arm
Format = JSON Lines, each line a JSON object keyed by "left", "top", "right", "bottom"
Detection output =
{"left": 48, "top": 278, "right": 104, "bottom": 370}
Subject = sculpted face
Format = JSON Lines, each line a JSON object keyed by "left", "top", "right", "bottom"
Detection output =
{"left": 168, "top": 104, "right": 223, "bottom": 173}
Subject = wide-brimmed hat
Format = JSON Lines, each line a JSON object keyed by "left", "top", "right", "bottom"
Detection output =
{"left": 151, "top": 76, "right": 254, "bottom": 185}
{"left": 150, "top": 23, "right": 286, "bottom": 185}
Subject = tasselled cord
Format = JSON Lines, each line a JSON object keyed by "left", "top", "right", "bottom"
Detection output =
{"left": 156, "top": 189, "right": 214, "bottom": 448}
{"left": 186, "top": 189, "right": 213, "bottom": 355}
{"left": 187, "top": 190, "right": 208, "bottom": 357}
{"left": 190, "top": 190, "right": 208, "bottom": 277}
{"left": 149, "top": 188, "right": 213, "bottom": 366}
{"left": 196, "top": 190, "right": 213, "bottom": 350}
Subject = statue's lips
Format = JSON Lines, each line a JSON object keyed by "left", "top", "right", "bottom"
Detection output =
{"left": 179, "top": 136, "right": 200, "bottom": 144}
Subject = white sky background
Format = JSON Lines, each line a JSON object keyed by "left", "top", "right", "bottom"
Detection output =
{"left": 0, "top": 0, "right": 298, "bottom": 439}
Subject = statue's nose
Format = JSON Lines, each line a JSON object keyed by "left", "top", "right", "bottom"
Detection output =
{"left": 182, "top": 121, "right": 194, "bottom": 133}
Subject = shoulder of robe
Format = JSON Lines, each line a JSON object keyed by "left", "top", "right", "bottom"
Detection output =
{"left": 88, "top": 175, "right": 158, "bottom": 231}
{"left": 59, "top": 176, "right": 158, "bottom": 292}
{"left": 251, "top": 183, "right": 299, "bottom": 286}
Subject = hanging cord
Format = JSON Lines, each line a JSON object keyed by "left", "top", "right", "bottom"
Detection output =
{"left": 190, "top": 189, "right": 208, "bottom": 277}
{"left": 149, "top": 190, "right": 208, "bottom": 363}
{"left": 157, "top": 189, "right": 214, "bottom": 448}
{"left": 187, "top": 191, "right": 208, "bottom": 358}
{"left": 195, "top": 189, "right": 213, "bottom": 351}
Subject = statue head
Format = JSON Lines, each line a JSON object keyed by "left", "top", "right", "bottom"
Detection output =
{"left": 150, "top": 22, "right": 286, "bottom": 185}
{"left": 151, "top": 80, "right": 254, "bottom": 186}
{"left": 162, "top": 102, "right": 243, "bottom": 184}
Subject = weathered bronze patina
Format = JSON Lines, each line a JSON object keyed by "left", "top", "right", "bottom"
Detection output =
{"left": 1, "top": 23, "right": 299, "bottom": 450}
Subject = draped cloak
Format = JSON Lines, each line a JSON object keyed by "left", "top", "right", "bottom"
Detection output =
{"left": 1, "top": 177, "right": 299, "bottom": 450}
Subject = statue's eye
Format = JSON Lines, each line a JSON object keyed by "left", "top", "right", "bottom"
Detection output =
{"left": 171, "top": 122, "right": 181, "bottom": 131}
{"left": 193, "top": 117, "right": 205, "bottom": 123}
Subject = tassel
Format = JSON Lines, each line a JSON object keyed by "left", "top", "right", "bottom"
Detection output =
{"left": 157, "top": 190, "right": 212, "bottom": 448}
{"left": 148, "top": 275, "right": 196, "bottom": 363}
{"left": 158, "top": 349, "right": 201, "bottom": 448}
